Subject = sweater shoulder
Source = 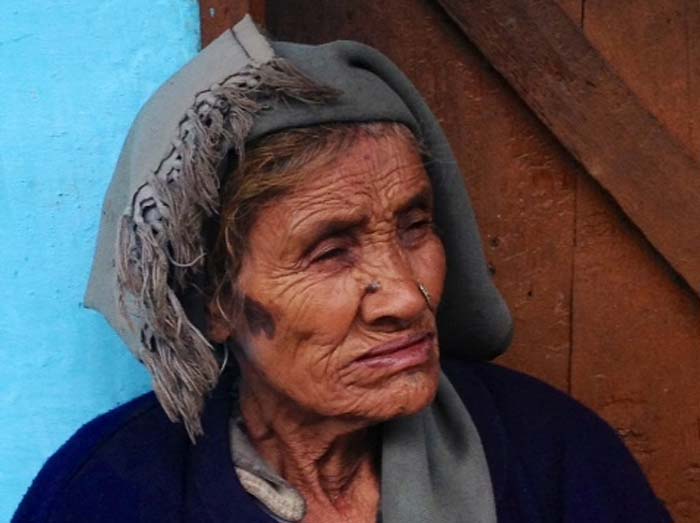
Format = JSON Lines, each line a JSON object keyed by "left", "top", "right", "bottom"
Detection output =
{"left": 451, "top": 361, "right": 595, "bottom": 425}
{"left": 444, "top": 360, "right": 630, "bottom": 463}
{"left": 12, "top": 392, "right": 188, "bottom": 523}
{"left": 443, "top": 359, "right": 671, "bottom": 522}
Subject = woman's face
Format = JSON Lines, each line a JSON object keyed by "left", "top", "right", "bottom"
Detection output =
{"left": 228, "top": 133, "right": 446, "bottom": 422}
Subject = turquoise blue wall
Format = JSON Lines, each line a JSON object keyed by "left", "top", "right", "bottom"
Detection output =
{"left": 0, "top": 1, "right": 201, "bottom": 518}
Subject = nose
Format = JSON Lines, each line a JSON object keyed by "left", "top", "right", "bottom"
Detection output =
{"left": 360, "top": 247, "right": 426, "bottom": 330}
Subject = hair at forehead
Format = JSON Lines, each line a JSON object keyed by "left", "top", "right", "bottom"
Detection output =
{"left": 242, "top": 121, "right": 423, "bottom": 179}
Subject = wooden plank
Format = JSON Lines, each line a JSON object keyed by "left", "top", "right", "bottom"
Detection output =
{"left": 436, "top": 0, "right": 700, "bottom": 294}
{"left": 573, "top": 176, "right": 700, "bottom": 523}
{"left": 266, "top": 0, "right": 577, "bottom": 391}
{"left": 572, "top": 2, "right": 700, "bottom": 521}
{"left": 583, "top": 1, "right": 700, "bottom": 157}
{"left": 199, "top": 0, "right": 267, "bottom": 47}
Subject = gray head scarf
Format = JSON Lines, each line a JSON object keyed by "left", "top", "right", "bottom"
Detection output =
{"left": 85, "top": 15, "right": 512, "bottom": 439}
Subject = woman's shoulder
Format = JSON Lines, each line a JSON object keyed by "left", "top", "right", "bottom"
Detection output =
{"left": 442, "top": 359, "right": 671, "bottom": 522}
{"left": 443, "top": 358, "right": 641, "bottom": 470}
{"left": 444, "top": 358, "right": 608, "bottom": 436}
{"left": 12, "top": 391, "right": 189, "bottom": 523}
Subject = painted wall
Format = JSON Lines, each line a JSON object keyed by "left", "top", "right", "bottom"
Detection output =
{"left": 0, "top": 1, "right": 201, "bottom": 519}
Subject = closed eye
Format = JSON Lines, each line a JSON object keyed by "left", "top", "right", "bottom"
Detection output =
{"left": 407, "top": 218, "right": 433, "bottom": 229}
{"left": 398, "top": 205, "right": 435, "bottom": 245}
{"left": 312, "top": 246, "right": 349, "bottom": 263}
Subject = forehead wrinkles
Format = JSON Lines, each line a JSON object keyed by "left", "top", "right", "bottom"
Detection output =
{"left": 288, "top": 137, "right": 428, "bottom": 221}
{"left": 281, "top": 178, "right": 372, "bottom": 236}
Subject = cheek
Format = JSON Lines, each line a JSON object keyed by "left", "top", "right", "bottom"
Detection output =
{"left": 238, "top": 274, "right": 363, "bottom": 387}
{"left": 273, "top": 273, "right": 361, "bottom": 352}
{"left": 411, "top": 237, "right": 447, "bottom": 304}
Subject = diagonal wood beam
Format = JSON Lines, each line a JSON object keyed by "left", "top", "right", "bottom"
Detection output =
{"left": 437, "top": 0, "right": 700, "bottom": 293}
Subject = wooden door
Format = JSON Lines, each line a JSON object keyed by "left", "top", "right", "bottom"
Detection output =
{"left": 202, "top": 2, "right": 700, "bottom": 520}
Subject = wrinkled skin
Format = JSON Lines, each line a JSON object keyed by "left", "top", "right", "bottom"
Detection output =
{"left": 211, "top": 133, "right": 446, "bottom": 522}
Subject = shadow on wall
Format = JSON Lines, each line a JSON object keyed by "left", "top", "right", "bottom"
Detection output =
{"left": 0, "top": 0, "right": 201, "bottom": 518}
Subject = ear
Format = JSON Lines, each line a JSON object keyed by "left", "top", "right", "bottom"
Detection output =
{"left": 207, "top": 297, "right": 236, "bottom": 344}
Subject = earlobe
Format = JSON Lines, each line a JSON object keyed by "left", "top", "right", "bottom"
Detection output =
{"left": 207, "top": 299, "right": 236, "bottom": 344}
{"left": 208, "top": 318, "right": 234, "bottom": 344}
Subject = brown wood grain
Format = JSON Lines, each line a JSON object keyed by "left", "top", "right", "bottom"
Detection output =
{"left": 573, "top": 176, "right": 700, "bottom": 522}
{"left": 199, "top": 0, "right": 266, "bottom": 47}
{"left": 571, "top": 2, "right": 700, "bottom": 520}
{"left": 436, "top": 0, "right": 700, "bottom": 294}
{"left": 265, "top": 0, "right": 577, "bottom": 391}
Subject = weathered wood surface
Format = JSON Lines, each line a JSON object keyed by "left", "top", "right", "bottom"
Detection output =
{"left": 573, "top": 176, "right": 700, "bottom": 521}
{"left": 437, "top": 0, "right": 700, "bottom": 294}
{"left": 199, "top": 0, "right": 266, "bottom": 47}
{"left": 571, "top": 2, "right": 700, "bottom": 520}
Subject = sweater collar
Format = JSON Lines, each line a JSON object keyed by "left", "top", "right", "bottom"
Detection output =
{"left": 189, "top": 371, "right": 277, "bottom": 523}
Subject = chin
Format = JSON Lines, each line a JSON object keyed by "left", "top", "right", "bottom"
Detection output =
{"left": 366, "top": 360, "right": 441, "bottom": 421}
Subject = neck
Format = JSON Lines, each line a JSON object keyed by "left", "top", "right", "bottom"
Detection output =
{"left": 238, "top": 366, "right": 380, "bottom": 521}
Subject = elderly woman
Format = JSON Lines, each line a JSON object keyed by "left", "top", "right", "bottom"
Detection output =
{"left": 14, "top": 16, "right": 670, "bottom": 523}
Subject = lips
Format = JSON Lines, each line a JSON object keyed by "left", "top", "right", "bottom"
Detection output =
{"left": 354, "top": 332, "right": 435, "bottom": 370}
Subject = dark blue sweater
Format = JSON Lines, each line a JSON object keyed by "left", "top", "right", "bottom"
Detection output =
{"left": 12, "top": 361, "right": 672, "bottom": 522}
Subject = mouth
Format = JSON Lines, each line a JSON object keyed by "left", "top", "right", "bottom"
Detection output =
{"left": 354, "top": 332, "right": 435, "bottom": 370}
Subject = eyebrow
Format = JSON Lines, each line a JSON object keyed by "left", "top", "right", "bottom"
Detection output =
{"left": 396, "top": 185, "right": 434, "bottom": 215}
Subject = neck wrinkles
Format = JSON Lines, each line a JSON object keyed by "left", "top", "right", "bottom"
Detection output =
{"left": 237, "top": 372, "right": 380, "bottom": 512}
